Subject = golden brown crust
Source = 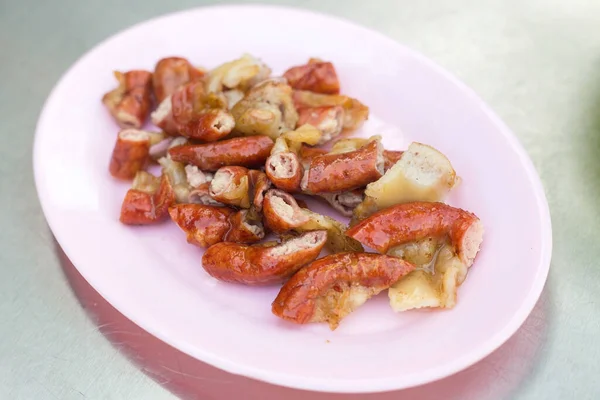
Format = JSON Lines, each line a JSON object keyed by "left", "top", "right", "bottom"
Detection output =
{"left": 169, "top": 204, "right": 263, "bottom": 247}
{"left": 153, "top": 57, "right": 204, "bottom": 103}
{"left": 283, "top": 60, "right": 340, "bottom": 94}
{"left": 102, "top": 70, "right": 153, "bottom": 129}
{"left": 303, "top": 140, "right": 383, "bottom": 193}
{"left": 271, "top": 253, "right": 415, "bottom": 327}
{"left": 168, "top": 204, "right": 234, "bottom": 247}
{"left": 120, "top": 174, "right": 175, "bottom": 225}
{"left": 201, "top": 231, "right": 327, "bottom": 285}
{"left": 346, "top": 202, "right": 480, "bottom": 258}
{"left": 168, "top": 136, "right": 274, "bottom": 171}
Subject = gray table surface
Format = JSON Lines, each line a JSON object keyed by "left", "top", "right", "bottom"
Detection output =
{"left": 2, "top": 0, "right": 599, "bottom": 398}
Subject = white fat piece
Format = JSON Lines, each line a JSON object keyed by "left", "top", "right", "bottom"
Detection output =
{"left": 185, "top": 165, "right": 212, "bottom": 188}
{"left": 150, "top": 95, "right": 172, "bottom": 126}
{"left": 365, "top": 142, "right": 458, "bottom": 208}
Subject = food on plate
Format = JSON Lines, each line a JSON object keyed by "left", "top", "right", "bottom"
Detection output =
{"left": 185, "top": 164, "right": 213, "bottom": 188}
{"left": 107, "top": 54, "right": 483, "bottom": 327}
{"left": 153, "top": 57, "right": 205, "bottom": 103}
{"left": 231, "top": 79, "right": 298, "bottom": 139}
{"left": 265, "top": 138, "right": 304, "bottom": 193}
{"left": 292, "top": 90, "right": 369, "bottom": 130}
{"left": 109, "top": 129, "right": 163, "bottom": 179}
{"left": 328, "top": 136, "right": 374, "bottom": 154}
{"left": 283, "top": 59, "right": 340, "bottom": 94}
{"left": 103, "top": 70, "right": 153, "bottom": 128}
{"left": 262, "top": 189, "right": 311, "bottom": 232}
{"left": 282, "top": 124, "right": 324, "bottom": 152}
{"left": 319, "top": 189, "right": 364, "bottom": 217}
{"left": 262, "top": 189, "right": 363, "bottom": 253}
{"left": 346, "top": 202, "right": 483, "bottom": 262}
{"left": 119, "top": 172, "right": 175, "bottom": 225}
{"left": 149, "top": 136, "right": 187, "bottom": 160}
{"left": 388, "top": 244, "right": 468, "bottom": 311}
{"left": 265, "top": 151, "right": 303, "bottom": 193}
{"left": 298, "top": 145, "right": 328, "bottom": 168}
{"left": 151, "top": 95, "right": 178, "bottom": 135}
{"left": 155, "top": 80, "right": 234, "bottom": 141}
{"left": 301, "top": 139, "right": 384, "bottom": 194}
{"left": 171, "top": 81, "right": 233, "bottom": 140}
{"left": 206, "top": 53, "right": 271, "bottom": 94}
{"left": 223, "top": 89, "right": 245, "bottom": 109}
{"left": 248, "top": 170, "right": 271, "bottom": 211}
{"left": 353, "top": 142, "right": 459, "bottom": 220}
{"left": 296, "top": 106, "right": 344, "bottom": 144}
{"left": 151, "top": 81, "right": 232, "bottom": 138}
{"left": 188, "top": 183, "right": 224, "bottom": 206}
{"left": 202, "top": 230, "right": 327, "bottom": 285}
{"left": 169, "top": 204, "right": 264, "bottom": 247}
{"left": 346, "top": 202, "right": 483, "bottom": 312}
{"left": 157, "top": 156, "right": 192, "bottom": 203}
{"left": 209, "top": 166, "right": 251, "bottom": 208}
{"left": 272, "top": 252, "right": 415, "bottom": 329}
{"left": 298, "top": 209, "right": 364, "bottom": 253}
{"left": 168, "top": 136, "right": 274, "bottom": 171}
{"left": 383, "top": 150, "right": 403, "bottom": 171}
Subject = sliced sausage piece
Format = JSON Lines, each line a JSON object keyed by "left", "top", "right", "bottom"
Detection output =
{"left": 262, "top": 189, "right": 311, "bottom": 233}
{"left": 209, "top": 166, "right": 251, "bottom": 208}
{"left": 265, "top": 152, "right": 303, "bottom": 193}
{"left": 292, "top": 90, "right": 369, "bottom": 130}
{"left": 103, "top": 70, "right": 153, "bottom": 129}
{"left": 248, "top": 170, "right": 271, "bottom": 211}
{"left": 302, "top": 140, "right": 384, "bottom": 193}
{"left": 202, "top": 230, "right": 328, "bottom": 285}
{"left": 109, "top": 129, "right": 151, "bottom": 179}
{"left": 153, "top": 57, "right": 205, "bottom": 103}
{"left": 272, "top": 252, "right": 415, "bottom": 330}
{"left": 261, "top": 189, "right": 363, "bottom": 253}
{"left": 168, "top": 136, "right": 274, "bottom": 171}
{"left": 297, "top": 106, "right": 344, "bottom": 144}
{"left": 283, "top": 59, "right": 340, "bottom": 94}
{"left": 120, "top": 172, "right": 175, "bottom": 225}
{"left": 346, "top": 202, "right": 484, "bottom": 267}
{"left": 169, "top": 204, "right": 264, "bottom": 247}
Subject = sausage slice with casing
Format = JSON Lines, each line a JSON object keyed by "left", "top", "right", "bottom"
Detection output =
{"left": 168, "top": 136, "right": 274, "bottom": 171}
{"left": 346, "top": 202, "right": 483, "bottom": 267}
{"left": 202, "top": 230, "right": 327, "bottom": 285}
{"left": 272, "top": 252, "right": 415, "bottom": 330}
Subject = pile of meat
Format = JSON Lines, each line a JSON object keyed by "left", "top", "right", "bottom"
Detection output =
{"left": 103, "top": 55, "right": 484, "bottom": 330}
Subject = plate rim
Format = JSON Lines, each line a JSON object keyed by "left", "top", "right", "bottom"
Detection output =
{"left": 33, "top": 4, "right": 553, "bottom": 393}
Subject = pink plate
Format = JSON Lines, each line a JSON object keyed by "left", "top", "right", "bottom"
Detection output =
{"left": 33, "top": 5, "right": 552, "bottom": 393}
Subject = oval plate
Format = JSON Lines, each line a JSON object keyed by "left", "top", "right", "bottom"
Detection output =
{"left": 33, "top": 5, "right": 552, "bottom": 393}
